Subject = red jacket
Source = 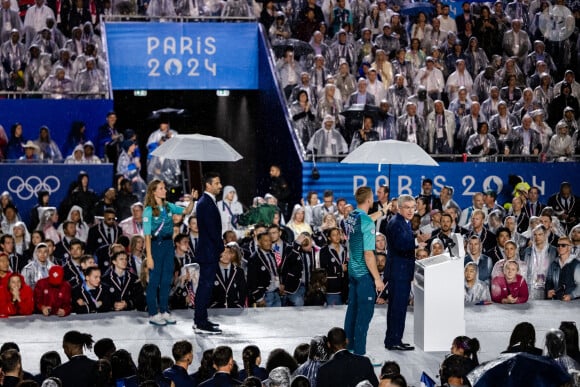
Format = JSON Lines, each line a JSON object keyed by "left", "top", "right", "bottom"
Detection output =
{"left": 0, "top": 273, "right": 34, "bottom": 316}
{"left": 491, "top": 274, "right": 529, "bottom": 304}
{"left": 34, "top": 277, "right": 72, "bottom": 316}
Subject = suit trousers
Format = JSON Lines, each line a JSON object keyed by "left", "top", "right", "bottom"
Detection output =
{"left": 147, "top": 239, "right": 174, "bottom": 315}
{"left": 344, "top": 274, "right": 375, "bottom": 355}
{"left": 194, "top": 261, "right": 218, "bottom": 325}
{"left": 384, "top": 279, "right": 411, "bottom": 347}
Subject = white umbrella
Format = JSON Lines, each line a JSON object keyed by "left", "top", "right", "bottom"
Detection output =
{"left": 341, "top": 140, "right": 438, "bottom": 184}
{"left": 150, "top": 134, "right": 243, "bottom": 162}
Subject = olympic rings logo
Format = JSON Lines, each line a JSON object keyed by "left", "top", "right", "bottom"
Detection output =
{"left": 7, "top": 176, "right": 61, "bottom": 201}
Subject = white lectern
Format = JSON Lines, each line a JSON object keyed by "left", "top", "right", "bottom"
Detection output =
{"left": 413, "top": 252, "right": 465, "bottom": 351}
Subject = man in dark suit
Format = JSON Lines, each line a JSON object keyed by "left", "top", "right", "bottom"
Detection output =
{"left": 524, "top": 186, "right": 545, "bottom": 218}
{"left": 384, "top": 195, "right": 417, "bottom": 351}
{"left": 199, "top": 346, "right": 240, "bottom": 386}
{"left": 85, "top": 207, "right": 122, "bottom": 273}
{"left": 52, "top": 331, "right": 97, "bottom": 387}
{"left": 316, "top": 327, "right": 378, "bottom": 387}
{"left": 194, "top": 172, "right": 224, "bottom": 334}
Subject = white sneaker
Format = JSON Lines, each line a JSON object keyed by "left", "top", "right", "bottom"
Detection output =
{"left": 364, "top": 353, "right": 381, "bottom": 367}
{"left": 149, "top": 313, "right": 167, "bottom": 326}
{"left": 161, "top": 312, "right": 176, "bottom": 325}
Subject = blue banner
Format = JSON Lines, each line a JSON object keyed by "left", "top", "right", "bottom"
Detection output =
{"left": 0, "top": 164, "right": 113, "bottom": 226}
{"left": 105, "top": 22, "right": 259, "bottom": 90}
{"left": 302, "top": 162, "right": 580, "bottom": 209}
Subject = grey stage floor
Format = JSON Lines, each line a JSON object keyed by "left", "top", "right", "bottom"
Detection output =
{"left": 2, "top": 301, "right": 579, "bottom": 385}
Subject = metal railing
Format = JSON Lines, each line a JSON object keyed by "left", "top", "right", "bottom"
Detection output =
{"left": 304, "top": 153, "right": 580, "bottom": 163}
{"left": 0, "top": 91, "right": 109, "bottom": 99}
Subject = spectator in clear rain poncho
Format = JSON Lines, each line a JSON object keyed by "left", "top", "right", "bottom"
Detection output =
{"left": 545, "top": 328, "right": 580, "bottom": 378}
{"left": 146, "top": 0, "right": 176, "bottom": 17}
{"left": 33, "top": 126, "right": 63, "bottom": 161}
{"left": 217, "top": 185, "right": 244, "bottom": 237}
{"left": 74, "top": 57, "right": 107, "bottom": 98}
{"left": 292, "top": 336, "right": 330, "bottom": 387}
{"left": 464, "top": 262, "right": 491, "bottom": 305}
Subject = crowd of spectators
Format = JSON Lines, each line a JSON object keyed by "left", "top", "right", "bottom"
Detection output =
{"left": 0, "top": 151, "right": 578, "bottom": 318}
{"left": 0, "top": 0, "right": 108, "bottom": 98}
{"left": 0, "top": 320, "right": 578, "bottom": 386}
{"left": 266, "top": 0, "right": 580, "bottom": 159}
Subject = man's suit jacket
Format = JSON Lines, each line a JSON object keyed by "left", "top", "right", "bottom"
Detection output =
{"left": 385, "top": 213, "right": 416, "bottom": 283}
{"left": 347, "top": 91, "right": 376, "bottom": 108}
{"left": 396, "top": 113, "right": 427, "bottom": 150}
{"left": 210, "top": 265, "right": 247, "bottom": 308}
{"left": 316, "top": 350, "right": 378, "bottom": 387}
{"left": 196, "top": 192, "right": 224, "bottom": 264}
{"left": 52, "top": 355, "right": 97, "bottom": 387}
{"left": 199, "top": 371, "right": 241, "bottom": 386}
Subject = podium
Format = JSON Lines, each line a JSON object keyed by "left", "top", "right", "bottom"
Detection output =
{"left": 413, "top": 252, "right": 465, "bottom": 351}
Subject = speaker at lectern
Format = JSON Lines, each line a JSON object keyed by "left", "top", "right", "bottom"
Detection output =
{"left": 413, "top": 249, "right": 465, "bottom": 351}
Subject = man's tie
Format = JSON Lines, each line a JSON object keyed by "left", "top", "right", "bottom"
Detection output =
{"left": 224, "top": 268, "right": 229, "bottom": 282}
{"left": 108, "top": 227, "right": 113, "bottom": 243}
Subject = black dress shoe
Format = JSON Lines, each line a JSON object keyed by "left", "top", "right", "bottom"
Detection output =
{"left": 401, "top": 343, "right": 414, "bottom": 348}
{"left": 207, "top": 320, "right": 220, "bottom": 328}
{"left": 194, "top": 323, "right": 222, "bottom": 334}
{"left": 386, "top": 344, "right": 414, "bottom": 351}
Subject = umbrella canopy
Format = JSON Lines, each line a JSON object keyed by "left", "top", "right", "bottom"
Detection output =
{"left": 150, "top": 134, "right": 243, "bottom": 162}
{"left": 341, "top": 140, "right": 439, "bottom": 167}
{"left": 272, "top": 39, "right": 315, "bottom": 58}
{"left": 148, "top": 107, "right": 189, "bottom": 120}
{"left": 399, "top": 3, "right": 435, "bottom": 16}
{"left": 467, "top": 353, "right": 572, "bottom": 387}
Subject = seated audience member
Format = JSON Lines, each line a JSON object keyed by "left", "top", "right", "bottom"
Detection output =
{"left": 464, "top": 262, "right": 491, "bottom": 305}
{"left": 34, "top": 265, "right": 72, "bottom": 317}
{"left": 93, "top": 338, "right": 116, "bottom": 361}
{"left": 34, "top": 351, "right": 62, "bottom": 385}
{"left": 439, "top": 355, "right": 473, "bottom": 387}
{"left": 22, "top": 242, "right": 54, "bottom": 289}
{"left": 546, "top": 236, "right": 580, "bottom": 301}
{"left": 111, "top": 349, "right": 138, "bottom": 385}
{"left": 0, "top": 349, "right": 24, "bottom": 387}
{"left": 199, "top": 346, "right": 241, "bottom": 386}
{"left": 559, "top": 321, "right": 580, "bottom": 365}
{"left": 238, "top": 345, "right": 268, "bottom": 381}
{"left": 163, "top": 340, "right": 194, "bottom": 387}
{"left": 101, "top": 251, "right": 144, "bottom": 311}
{"left": 464, "top": 236, "right": 493, "bottom": 285}
{"left": 304, "top": 268, "right": 328, "bottom": 306}
{"left": 503, "top": 321, "right": 543, "bottom": 355}
{"left": 491, "top": 240, "right": 528, "bottom": 281}
{"left": 210, "top": 242, "right": 247, "bottom": 309}
{"left": 266, "top": 348, "right": 298, "bottom": 374}
{"left": 449, "top": 336, "right": 480, "bottom": 371}
{"left": 544, "top": 329, "right": 580, "bottom": 377}
{"left": 0, "top": 273, "right": 34, "bottom": 316}
{"left": 52, "top": 330, "right": 97, "bottom": 387}
{"left": 293, "top": 336, "right": 330, "bottom": 386}
{"left": 491, "top": 260, "right": 529, "bottom": 304}
{"left": 190, "top": 349, "right": 215, "bottom": 386}
{"left": 267, "top": 366, "right": 291, "bottom": 387}
{"left": 72, "top": 266, "right": 112, "bottom": 313}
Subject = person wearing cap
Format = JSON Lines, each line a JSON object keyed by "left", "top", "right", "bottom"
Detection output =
{"left": 22, "top": 242, "right": 54, "bottom": 289}
{"left": 414, "top": 56, "right": 444, "bottom": 101}
{"left": 502, "top": 19, "right": 531, "bottom": 67}
{"left": 548, "top": 121, "right": 575, "bottom": 159}
{"left": 17, "top": 140, "right": 40, "bottom": 162}
{"left": 33, "top": 265, "right": 72, "bottom": 316}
